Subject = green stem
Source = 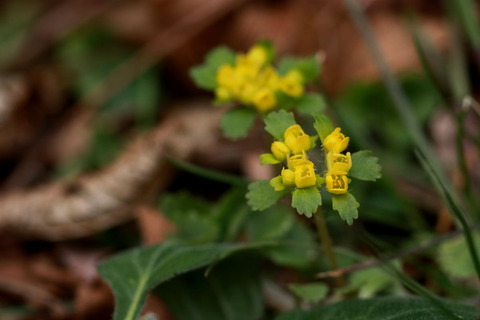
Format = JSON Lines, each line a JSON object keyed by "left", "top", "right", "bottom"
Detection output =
{"left": 314, "top": 210, "right": 345, "bottom": 287}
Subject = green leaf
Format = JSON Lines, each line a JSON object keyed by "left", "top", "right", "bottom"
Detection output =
{"left": 295, "top": 93, "right": 326, "bottom": 115}
{"left": 205, "top": 46, "right": 236, "bottom": 69}
{"left": 189, "top": 46, "right": 235, "bottom": 90}
{"left": 265, "top": 218, "right": 316, "bottom": 269}
{"left": 190, "top": 64, "right": 217, "bottom": 90}
{"left": 220, "top": 108, "right": 257, "bottom": 140}
{"left": 438, "top": 232, "right": 480, "bottom": 278}
{"left": 98, "top": 242, "right": 242, "bottom": 320}
{"left": 349, "top": 151, "right": 382, "bottom": 181}
{"left": 157, "top": 255, "right": 263, "bottom": 320}
{"left": 291, "top": 187, "right": 321, "bottom": 218}
{"left": 288, "top": 283, "right": 328, "bottom": 303}
{"left": 260, "top": 153, "right": 280, "bottom": 165}
{"left": 246, "top": 180, "right": 288, "bottom": 211}
{"left": 313, "top": 112, "right": 334, "bottom": 142}
{"left": 214, "top": 187, "right": 251, "bottom": 242}
{"left": 347, "top": 266, "right": 402, "bottom": 298}
{"left": 246, "top": 205, "right": 295, "bottom": 241}
{"left": 264, "top": 110, "right": 297, "bottom": 140}
{"left": 275, "top": 296, "right": 480, "bottom": 320}
{"left": 331, "top": 193, "right": 359, "bottom": 225}
{"left": 277, "top": 56, "right": 321, "bottom": 83}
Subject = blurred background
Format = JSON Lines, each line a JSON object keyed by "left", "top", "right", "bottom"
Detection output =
{"left": 0, "top": 0, "right": 479, "bottom": 319}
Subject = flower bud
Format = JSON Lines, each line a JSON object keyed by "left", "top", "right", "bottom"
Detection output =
{"left": 323, "top": 128, "right": 349, "bottom": 153}
{"left": 271, "top": 141, "right": 290, "bottom": 162}
{"left": 284, "top": 125, "right": 311, "bottom": 154}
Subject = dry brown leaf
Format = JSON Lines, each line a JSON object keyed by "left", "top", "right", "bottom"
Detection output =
{"left": 136, "top": 206, "right": 176, "bottom": 245}
{"left": 0, "top": 105, "right": 222, "bottom": 240}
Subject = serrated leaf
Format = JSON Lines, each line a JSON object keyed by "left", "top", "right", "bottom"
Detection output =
{"left": 438, "top": 232, "right": 480, "bottom": 278}
{"left": 331, "top": 193, "right": 359, "bottom": 225}
{"left": 190, "top": 65, "right": 217, "bottom": 90}
{"left": 291, "top": 187, "right": 321, "bottom": 218}
{"left": 205, "top": 46, "right": 236, "bottom": 69}
{"left": 349, "top": 151, "right": 382, "bottom": 181}
{"left": 157, "top": 256, "right": 263, "bottom": 320}
{"left": 275, "top": 296, "right": 480, "bottom": 320}
{"left": 220, "top": 108, "right": 257, "bottom": 140}
{"left": 295, "top": 93, "right": 326, "bottom": 115}
{"left": 288, "top": 283, "right": 328, "bottom": 303}
{"left": 277, "top": 56, "right": 321, "bottom": 83}
{"left": 264, "top": 110, "right": 297, "bottom": 140}
{"left": 313, "top": 112, "right": 334, "bottom": 142}
{"left": 260, "top": 153, "right": 280, "bottom": 165}
{"left": 98, "top": 242, "right": 242, "bottom": 320}
{"left": 246, "top": 180, "right": 288, "bottom": 211}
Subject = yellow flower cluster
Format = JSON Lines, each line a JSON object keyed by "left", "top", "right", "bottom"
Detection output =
{"left": 215, "top": 45, "right": 304, "bottom": 112}
{"left": 269, "top": 125, "right": 316, "bottom": 190}
{"left": 323, "top": 128, "right": 351, "bottom": 194}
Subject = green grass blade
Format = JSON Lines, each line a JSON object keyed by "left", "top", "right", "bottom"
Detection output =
{"left": 343, "top": 0, "right": 480, "bottom": 279}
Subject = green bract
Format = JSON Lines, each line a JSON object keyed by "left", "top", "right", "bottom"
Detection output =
{"left": 246, "top": 111, "right": 381, "bottom": 224}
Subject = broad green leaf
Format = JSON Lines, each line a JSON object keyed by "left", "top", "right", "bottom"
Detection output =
{"left": 264, "top": 110, "right": 297, "bottom": 140}
{"left": 288, "top": 283, "right": 328, "bottom": 303}
{"left": 190, "top": 64, "right": 217, "bottom": 90}
{"left": 260, "top": 153, "right": 280, "bottom": 165}
{"left": 331, "top": 193, "right": 359, "bottom": 225}
{"left": 220, "top": 108, "right": 257, "bottom": 140}
{"left": 277, "top": 56, "right": 321, "bottom": 83}
{"left": 246, "top": 180, "right": 289, "bottom": 211}
{"left": 246, "top": 205, "right": 295, "bottom": 241}
{"left": 313, "top": 112, "right": 334, "bottom": 142}
{"left": 264, "top": 216, "right": 317, "bottom": 269}
{"left": 438, "top": 232, "right": 480, "bottom": 278}
{"left": 157, "top": 256, "right": 263, "bottom": 320}
{"left": 205, "top": 46, "right": 236, "bottom": 69}
{"left": 291, "top": 187, "right": 321, "bottom": 218}
{"left": 275, "top": 296, "right": 480, "bottom": 320}
{"left": 214, "top": 187, "right": 251, "bottom": 242}
{"left": 349, "top": 151, "right": 382, "bottom": 181}
{"left": 295, "top": 93, "right": 326, "bottom": 115}
{"left": 98, "top": 242, "right": 242, "bottom": 320}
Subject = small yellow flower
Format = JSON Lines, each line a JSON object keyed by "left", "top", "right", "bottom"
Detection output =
{"left": 270, "top": 176, "right": 285, "bottom": 191}
{"left": 323, "top": 128, "right": 349, "bottom": 153}
{"left": 246, "top": 45, "right": 268, "bottom": 67}
{"left": 287, "top": 153, "right": 308, "bottom": 169}
{"left": 281, "top": 168, "right": 295, "bottom": 186}
{"left": 295, "top": 161, "right": 317, "bottom": 188}
{"left": 271, "top": 141, "right": 290, "bottom": 162}
{"left": 258, "top": 67, "right": 280, "bottom": 90}
{"left": 252, "top": 88, "right": 276, "bottom": 112}
{"left": 280, "top": 70, "right": 304, "bottom": 97}
{"left": 325, "top": 172, "right": 349, "bottom": 194}
{"left": 326, "top": 152, "right": 352, "bottom": 173}
{"left": 284, "top": 125, "right": 311, "bottom": 154}
{"left": 216, "top": 65, "right": 235, "bottom": 88}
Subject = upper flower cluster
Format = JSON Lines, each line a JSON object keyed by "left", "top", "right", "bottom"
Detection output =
{"left": 215, "top": 44, "right": 304, "bottom": 112}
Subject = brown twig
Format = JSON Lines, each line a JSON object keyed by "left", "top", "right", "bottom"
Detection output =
{"left": 316, "top": 228, "right": 465, "bottom": 279}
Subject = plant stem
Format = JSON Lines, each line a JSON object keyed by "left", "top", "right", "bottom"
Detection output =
{"left": 314, "top": 210, "right": 345, "bottom": 287}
